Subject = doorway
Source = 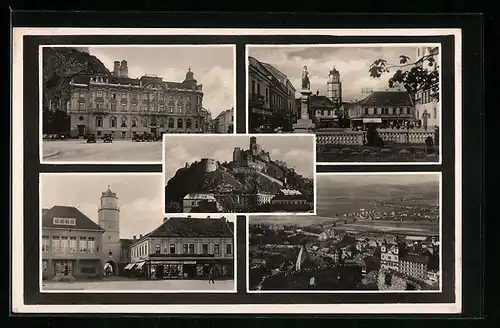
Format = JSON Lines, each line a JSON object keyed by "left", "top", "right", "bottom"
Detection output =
{"left": 183, "top": 264, "right": 197, "bottom": 278}
{"left": 150, "top": 127, "right": 157, "bottom": 136}
{"left": 55, "top": 260, "right": 74, "bottom": 277}
{"left": 77, "top": 125, "right": 86, "bottom": 137}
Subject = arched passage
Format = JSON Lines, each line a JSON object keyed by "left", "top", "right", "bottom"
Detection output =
{"left": 104, "top": 260, "right": 118, "bottom": 276}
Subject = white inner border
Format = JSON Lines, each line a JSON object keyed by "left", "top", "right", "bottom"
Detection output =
{"left": 38, "top": 172, "right": 237, "bottom": 294}
{"left": 162, "top": 133, "right": 317, "bottom": 216}
{"left": 245, "top": 43, "right": 443, "bottom": 165}
{"left": 246, "top": 172, "right": 443, "bottom": 294}
{"left": 11, "top": 27, "right": 462, "bottom": 314}
{"left": 39, "top": 44, "right": 237, "bottom": 165}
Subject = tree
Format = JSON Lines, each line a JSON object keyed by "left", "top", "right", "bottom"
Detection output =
{"left": 368, "top": 50, "right": 439, "bottom": 100}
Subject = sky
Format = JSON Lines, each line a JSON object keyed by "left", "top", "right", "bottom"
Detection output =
{"left": 248, "top": 45, "right": 416, "bottom": 101}
{"left": 163, "top": 134, "right": 315, "bottom": 182}
{"left": 41, "top": 173, "right": 234, "bottom": 239}
{"left": 88, "top": 46, "right": 235, "bottom": 118}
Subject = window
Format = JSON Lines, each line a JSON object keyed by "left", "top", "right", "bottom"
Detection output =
{"left": 170, "top": 244, "right": 176, "bottom": 254}
{"left": 112, "top": 93, "right": 116, "bottom": 99}
{"left": 202, "top": 244, "right": 209, "bottom": 254}
{"left": 177, "top": 118, "right": 183, "bottom": 129}
{"left": 188, "top": 244, "right": 195, "bottom": 254}
{"left": 364, "top": 108, "right": 369, "bottom": 115}
{"left": 121, "top": 104, "right": 127, "bottom": 111}
{"left": 257, "top": 83, "right": 260, "bottom": 96}
{"left": 88, "top": 237, "right": 96, "bottom": 253}
{"left": 79, "top": 237, "right": 88, "bottom": 252}
{"left": 177, "top": 101, "right": 183, "bottom": 113}
{"left": 132, "top": 117, "right": 137, "bottom": 128}
{"left": 186, "top": 103, "right": 191, "bottom": 112}
{"left": 251, "top": 80, "right": 255, "bottom": 97}
{"left": 132, "top": 104, "right": 137, "bottom": 112}
{"left": 53, "top": 217, "right": 76, "bottom": 226}
{"left": 61, "top": 237, "right": 68, "bottom": 253}
{"left": 111, "top": 116, "right": 117, "bottom": 128}
{"left": 96, "top": 116, "right": 103, "bottom": 127}
{"left": 168, "top": 118, "right": 174, "bottom": 128}
{"left": 183, "top": 244, "right": 188, "bottom": 254}
{"left": 79, "top": 103, "right": 85, "bottom": 111}
{"left": 265, "top": 88, "right": 269, "bottom": 102}
{"left": 121, "top": 117, "right": 127, "bottom": 128}
{"left": 96, "top": 90, "right": 103, "bottom": 97}
{"left": 69, "top": 237, "right": 77, "bottom": 253}
{"left": 226, "top": 243, "right": 232, "bottom": 255}
{"left": 155, "top": 244, "right": 161, "bottom": 254}
{"left": 111, "top": 103, "right": 117, "bottom": 111}
{"left": 81, "top": 267, "right": 96, "bottom": 274}
{"left": 143, "top": 117, "right": 148, "bottom": 128}
{"left": 160, "top": 105, "right": 164, "bottom": 112}
{"left": 186, "top": 118, "right": 192, "bottom": 129}
{"left": 42, "top": 236, "right": 50, "bottom": 252}
{"left": 433, "top": 108, "right": 437, "bottom": 119}
{"left": 122, "top": 92, "right": 127, "bottom": 99}
{"left": 214, "top": 244, "right": 220, "bottom": 254}
{"left": 143, "top": 103, "right": 148, "bottom": 112}
{"left": 132, "top": 94, "right": 137, "bottom": 100}
{"left": 195, "top": 120, "right": 199, "bottom": 129}
{"left": 168, "top": 101, "right": 174, "bottom": 112}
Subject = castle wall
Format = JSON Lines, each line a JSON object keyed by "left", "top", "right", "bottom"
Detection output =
{"left": 201, "top": 158, "right": 217, "bottom": 172}
{"left": 377, "top": 269, "right": 424, "bottom": 290}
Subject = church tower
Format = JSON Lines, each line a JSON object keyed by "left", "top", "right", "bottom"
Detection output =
{"left": 327, "top": 66, "right": 342, "bottom": 106}
{"left": 98, "top": 186, "right": 121, "bottom": 274}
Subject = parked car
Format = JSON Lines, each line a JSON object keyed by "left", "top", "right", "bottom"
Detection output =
{"left": 255, "top": 124, "right": 275, "bottom": 133}
{"left": 102, "top": 134, "right": 113, "bottom": 143}
{"left": 132, "top": 134, "right": 144, "bottom": 142}
{"left": 86, "top": 134, "right": 96, "bottom": 143}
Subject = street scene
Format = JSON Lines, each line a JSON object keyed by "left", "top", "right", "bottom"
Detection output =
{"left": 42, "top": 46, "right": 235, "bottom": 163}
{"left": 164, "top": 134, "right": 315, "bottom": 214}
{"left": 247, "top": 45, "right": 440, "bottom": 162}
{"left": 40, "top": 173, "right": 235, "bottom": 292}
{"left": 248, "top": 173, "right": 441, "bottom": 291}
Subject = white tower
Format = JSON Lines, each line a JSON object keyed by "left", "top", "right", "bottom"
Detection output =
{"left": 98, "top": 186, "right": 121, "bottom": 275}
{"left": 327, "top": 66, "right": 342, "bottom": 105}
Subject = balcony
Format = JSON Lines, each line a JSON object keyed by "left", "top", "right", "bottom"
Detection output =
{"left": 249, "top": 94, "right": 266, "bottom": 109}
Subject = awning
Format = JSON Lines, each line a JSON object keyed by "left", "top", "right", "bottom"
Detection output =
{"left": 135, "top": 262, "right": 145, "bottom": 269}
{"left": 362, "top": 118, "right": 382, "bottom": 123}
{"left": 124, "top": 263, "right": 136, "bottom": 270}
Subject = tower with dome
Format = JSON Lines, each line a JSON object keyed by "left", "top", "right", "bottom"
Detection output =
{"left": 98, "top": 185, "right": 121, "bottom": 275}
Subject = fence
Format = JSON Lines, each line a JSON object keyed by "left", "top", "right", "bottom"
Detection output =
{"left": 316, "top": 130, "right": 436, "bottom": 146}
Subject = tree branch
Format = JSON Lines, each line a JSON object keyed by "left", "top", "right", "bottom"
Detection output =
{"left": 384, "top": 54, "right": 437, "bottom": 70}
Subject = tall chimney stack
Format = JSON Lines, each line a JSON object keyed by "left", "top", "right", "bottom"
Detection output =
{"left": 113, "top": 61, "right": 121, "bottom": 77}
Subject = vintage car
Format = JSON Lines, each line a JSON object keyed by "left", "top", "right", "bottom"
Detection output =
{"left": 255, "top": 124, "right": 275, "bottom": 133}
{"left": 102, "top": 133, "right": 113, "bottom": 143}
{"left": 132, "top": 133, "right": 143, "bottom": 142}
{"left": 86, "top": 134, "right": 96, "bottom": 143}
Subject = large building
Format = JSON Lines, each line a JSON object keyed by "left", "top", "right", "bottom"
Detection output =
{"left": 128, "top": 216, "right": 234, "bottom": 279}
{"left": 212, "top": 107, "right": 234, "bottom": 133}
{"left": 414, "top": 46, "right": 440, "bottom": 130}
{"left": 248, "top": 57, "right": 297, "bottom": 131}
{"left": 41, "top": 205, "right": 105, "bottom": 280}
{"left": 65, "top": 62, "right": 207, "bottom": 138}
{"left": 347, "top": 91, "right": 415, "bottom": 129}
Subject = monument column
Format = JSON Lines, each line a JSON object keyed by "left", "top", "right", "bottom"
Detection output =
{"left": 293, "top": 66, "right": 315, "bottom": 133}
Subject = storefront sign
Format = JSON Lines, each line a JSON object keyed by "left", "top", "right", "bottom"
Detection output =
{"left": 150, "top": 261, "right": 197, "bottom": 265}
{"left": 363, "top": 118, "right": 382, "bottom": 123}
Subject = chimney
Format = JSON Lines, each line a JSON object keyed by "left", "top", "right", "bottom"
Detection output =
{"left": 207, "top": 215, "right": 210, "bottom": 219}
{"left": 133, "top": 235, "right": 136, "bottom": 240}
{"left": 139, "top": 234, "right": 143, "bottom": 239}
{"left": 316, "top": 90, "right": 319, "bottom": 96}
{"left": 113, "top": 61, "right": 121, "bottom": 77}
{"left": 163, "top": 217, "right": 168, "bottom": 223}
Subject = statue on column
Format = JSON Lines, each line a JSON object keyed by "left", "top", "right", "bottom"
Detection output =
{"left": 301, "top": 65, "right": 310, "bottom": 90}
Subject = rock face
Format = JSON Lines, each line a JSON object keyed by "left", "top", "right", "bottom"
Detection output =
{"left": 43, "top": 47, "right": 109, "bottom": 109}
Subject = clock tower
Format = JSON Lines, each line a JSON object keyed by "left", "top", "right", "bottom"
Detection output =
{"left": 327, "top": 66, "right": 342, "bottom": 106}
{"left": 98, "top": 186, "right": 121, "bottom": 274}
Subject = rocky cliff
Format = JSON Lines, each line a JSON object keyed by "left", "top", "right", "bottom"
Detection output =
{"left": 43, "top": 47, "right": 109, "bottom": 109}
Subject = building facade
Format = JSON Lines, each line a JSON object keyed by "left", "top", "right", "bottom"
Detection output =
{"left": 41, "top": 206, "right": 105, "bottom": 280}
{"left": 128, "top": 216, "right": 234, "bottom": 279}
{"left": 348, "top": 91, "right": 415, "bottom": 129}
{"left": 65, "top": 62, "right": 206, "bottom": 138}
{"left": 414, "top": 46, "right": 440, "bottom": 130}
{"left": 212, "top": 107, "right": 234, "bottom": 133}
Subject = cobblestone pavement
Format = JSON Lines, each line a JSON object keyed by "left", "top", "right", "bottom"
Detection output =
{"left": 42, "top": 140, "right": 162, "bottom": 162}
{"left": 42, "top": 279, "right": 235, "bottom": 291}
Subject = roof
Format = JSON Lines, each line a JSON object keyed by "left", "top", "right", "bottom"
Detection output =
{"left": 183, "top": 193, "right": 216, "bottom": 200}
{"left": 272, "top": 194, "right": 308, "bottom": 201}
{"left": 248, "top": 57, "right": 273, "bottom": 79}
{"left": 71, "top": 74, "right": 187, "bottom": 89}
{"left": 260, "top": 62, "right": 288, "bottom": 85}
{"left": 101, "top": 187, "right": 117, "bottom": 198}
{"left": 148, "top": 217, "right": 234, "bottom": 239}
{"left": 120, "top": 238, "right": 135, "bottom": 247}
{"left": 358, "top": 91, "right": 413, "bottom": 107}
{"left": 310, "top": 95, "right": 335, "bottom": 108}
{"left": 42, "top": 205, "right": 104, "bottom": 231}
{"left": 280, "top": 189, "right": 302, "bottom": 196}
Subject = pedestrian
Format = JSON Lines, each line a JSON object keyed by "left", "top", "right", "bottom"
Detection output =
{"left": 208, "top": 267, "right": 215, "bottom": 284}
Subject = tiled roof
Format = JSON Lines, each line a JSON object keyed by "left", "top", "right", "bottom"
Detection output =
{"left": 260, "top": 62, "right": 288, "bottom": 85}
{"left": 148, "top": 217, "right": 234, "bottom": 238}
{"left": 71, "top": 74, "right": 184, "bottom": 88}
{"left": 42, "top": 205, "right": 104, "bottom": 231}
{"left": 310, "top": 95, "right": 335, "bottom": 108}
{"left": 248, "top": 57, "right": 273, "bottom": 79}
{"left": 358, "top": 91, "right": 413, "bottom": 107}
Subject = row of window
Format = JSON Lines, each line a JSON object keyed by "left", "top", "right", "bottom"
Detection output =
{"left": 94, "top": 116, "right": 200, "bottom": 130}
{"left": 42, "top": 236, "right": 96, "bottom": 253}
{"left": 363, "top": 107, "right": 411, "bottom": 115}
{"left": 52, "top": 217, "right": 76, "bottom": 226}
{"left": 132, "top": 242, "right": 233, "bottom": 258}
{"left": 251, "top": 80, "right": 293, "bottom": 112}
{"left": 83, "top": 90, "right": 202, "bottom": 105}
{"left": 78, "top": 102, "right": 202, "bottom": 114}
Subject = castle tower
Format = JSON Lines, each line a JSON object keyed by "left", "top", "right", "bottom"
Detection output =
{"left": 98, "top": 186, "right": 121, "bottom": 274}
{"left": 120, "top": 60, "right": 129, "bottom": 78}
{"left": 327, "top": 66, "right": 342, "bottom": 105}
{"left": 233, "top": 147, "right": 242, "bottom": 162}
{"left": 113, "top": 61, "right": 121, "bottom": 77}
{"left": 201, "top": 158, "right": 217, "bottom": 172}
{"left": 249, "top": 136, "right": 260, "bottom": 156}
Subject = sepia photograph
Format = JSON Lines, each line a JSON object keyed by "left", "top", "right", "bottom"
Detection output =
{"left": 248, "top": 172, "right": 441, "bottom": 292}
{"left": 247, "top": 44, "right": 441, "bottom": 163}
{"left": 164, "top": 134, "right": 316, "bottom": 215}
{"left": 41, "top": 45, "right": 236, "bottom": 164}
{"left": 40, "top": 173, "right": 236, "bottom": 293}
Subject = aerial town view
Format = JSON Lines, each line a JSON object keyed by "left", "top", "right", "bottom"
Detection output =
{"left": 164, "top": 134, "right": 315, "bottom": 214}
{"left": 248, "top": 173, "right": 440, "bottom": 291}
{"left": 247, "top": 45, "right": 440, "bottom": 162}
{"left": 40, "top": 173, "right": 235, "bottom": 292}
{"left": 42, "top": 46, "right": 235, "bottom": 163}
